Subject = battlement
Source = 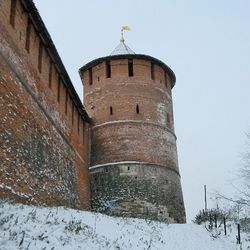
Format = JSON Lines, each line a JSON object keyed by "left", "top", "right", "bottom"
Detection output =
{"left": 79, "top": 54, "right": 176, "bottom": 88}
{"left": 81, "top": 57, "right": 175, "bottom": 129}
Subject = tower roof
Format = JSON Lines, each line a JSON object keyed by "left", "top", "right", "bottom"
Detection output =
{"left": 110, "top": 42, "right": 135, "bottom": 56}
{"left": 110, "top": 25, "right": 135, "bottom": 55}
{"left": 79, "top": 27, "right": 176, "bottom": 88}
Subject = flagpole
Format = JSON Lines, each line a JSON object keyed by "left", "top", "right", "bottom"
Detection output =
{"left": 120, "top": 27, "right": 124, "bottom": 43}
{"left": 120, "top": 26, "right": 130, "bottom": 43}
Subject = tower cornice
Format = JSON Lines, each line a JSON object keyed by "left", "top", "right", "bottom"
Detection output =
{"left": 79, "top": 54, "right": 176, "bottom": 88}
{"left": 89, "top": 161, "right": 181, "bottom": 177}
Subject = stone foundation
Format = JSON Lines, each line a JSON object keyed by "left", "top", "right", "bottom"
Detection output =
{"left": 90, "top": 162, "right": 186, "bottom": 223}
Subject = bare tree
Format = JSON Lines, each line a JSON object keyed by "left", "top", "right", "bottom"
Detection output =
{"left": 238, "top": 132, "right": 250, "bottom": 207}
{"left": 214, "top": 132, "right": 250, "bottom": 219}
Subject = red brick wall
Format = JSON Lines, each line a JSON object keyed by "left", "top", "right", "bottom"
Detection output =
{"left": 83, "top": 58, "right": 176, "bottom": 167}
{"left": 0, "top": 0, "right": 90, "bottom": 209}
{"left": 91, "top": 123, "right": 178, "bottom": 171}
{"left": 83, "top": 59, "right": 173, "bottom": 128}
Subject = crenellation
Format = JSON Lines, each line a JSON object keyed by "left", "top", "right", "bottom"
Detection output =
{"left": 111, "top": 59, "right": 128, "bottom": 78}
{"left": 1, "top": 0, "right": 87, "bottom": 133}
{"left": 133, "top": 59, "right": 151, "bottom": 79}
{"left": 154, "top": 63, "right": 165, "bottom": 84}
{"left": 15, "top": 1, "right": 26, "bottom": 48}
{"left": 42, "top": 47, "right": 50, "bottom": 87}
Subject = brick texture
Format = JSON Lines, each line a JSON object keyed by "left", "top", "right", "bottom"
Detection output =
{"left": 0, "top": 0, "right": 90, "bottom": 209}
{"left": 0, "top": 0, "right": 186, "bottom": 223}
{"left": 81, "top": 57, "right": 186, "bottom": 223}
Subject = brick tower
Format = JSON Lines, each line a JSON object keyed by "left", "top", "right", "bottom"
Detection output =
{"left": 79, "top": 37, "right": 186, "bottom": 223}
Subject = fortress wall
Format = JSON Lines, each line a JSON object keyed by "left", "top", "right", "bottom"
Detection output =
{"left": 0, "top": 0, "right": 90, "bottom": 208}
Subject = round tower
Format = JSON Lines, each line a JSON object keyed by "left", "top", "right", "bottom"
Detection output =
{"left": 79, "top": 40, "right": 186, "bottom": 223}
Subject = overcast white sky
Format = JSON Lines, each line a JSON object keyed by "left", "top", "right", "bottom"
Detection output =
{"left": 34, "top": 0, "right": 250, "bottom": 222}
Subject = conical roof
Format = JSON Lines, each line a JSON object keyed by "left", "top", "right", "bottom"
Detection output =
{"left": 79, "top": 39, "right": 176, "bottom": 88}
{"left": 110, "top": 42, "right": 135, "bottom": 56}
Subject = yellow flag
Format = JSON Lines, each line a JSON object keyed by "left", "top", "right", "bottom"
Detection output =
{"left": 122, "top": 26, "right": 130, "bottom": 31}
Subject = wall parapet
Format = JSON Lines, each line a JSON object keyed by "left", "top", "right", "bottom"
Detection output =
{"left": 20, "top": 0, "right": 90, "bottom": 123}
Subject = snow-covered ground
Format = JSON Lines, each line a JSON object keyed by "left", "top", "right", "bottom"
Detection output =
{"left": 0, "top": 201, "right": 249, "bottom": 250}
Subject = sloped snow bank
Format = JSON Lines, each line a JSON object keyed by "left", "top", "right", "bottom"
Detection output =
{"left": 0, "top": 201, "right": 244, "bottom": 250}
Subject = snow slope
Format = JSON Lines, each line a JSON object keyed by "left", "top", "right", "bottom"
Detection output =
{"left": 0, "top": 201, "right": 247, "bottom": 250}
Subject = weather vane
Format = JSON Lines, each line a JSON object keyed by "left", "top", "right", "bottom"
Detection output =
{"left": 120, "top": 25, "right": 130, "bottom": 43}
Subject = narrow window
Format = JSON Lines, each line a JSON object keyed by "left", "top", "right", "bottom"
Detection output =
{"left": 72, "top": 103, "right": 74, "bottom": 125}
{"left": 65, "top": 92, "right": 68, "bottom": 114}
{"left": 106, "top": 61, "right": 111, "bottom": 78}
{"left": 57, "top": 76, "right": 61, "bottom": 102}
{"left": 38, "top": 41, "right": 43, "bottom": 73}
{"left": 77, "top": 114, "right": 80, "bottom": 135}
{"left": 167, "top": 113, "right": 170, "bottom": 125}
{"left": 25, "top": 19, "right": 31, "bottom": 52}
{"left": 84, "top": 125, "right": 88, "bottom": 145}
{"left": 110, "top": 106, "right": 113, "bottom": 115}
{"left": 164, "top": 72, "right": 168, "bottom": 89}
{"left": 48, "top": 60, "right": 52, "bottom": 88}
{"left": 151, "top": 62, "right": 155, "bottom": 80}
{"left": 82, "top": 123, "right": 85, "bottom": 144}
{"left": 10, "top": 0, "right": 17, "bottom": 28}
{"left": 127, "top": 166, "right": 130, "bottom": 171}
{"left": 89, "top": 68, "right": 92, "bottom": 85}
{"left": 128, "top": 59, "right": 133, "bottom": 77}
{"left": 136, "top": 104, "right": 139, "bottom": 114}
